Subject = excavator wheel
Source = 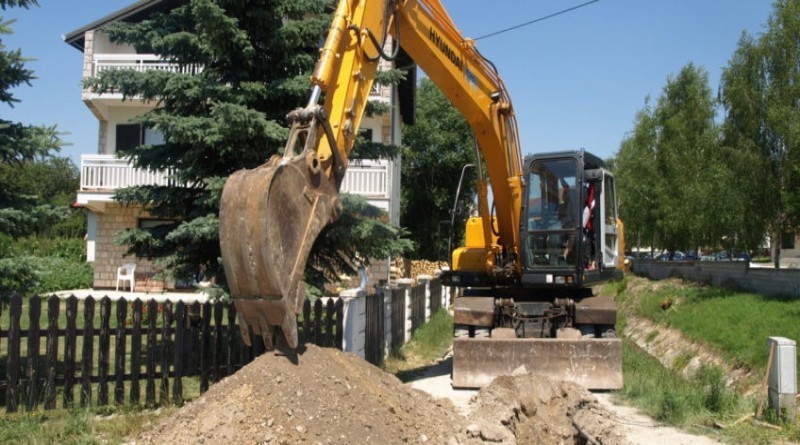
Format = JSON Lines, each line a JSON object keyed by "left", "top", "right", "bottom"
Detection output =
{"left": 219, "top": 151, "right": 341, "bottom": 350}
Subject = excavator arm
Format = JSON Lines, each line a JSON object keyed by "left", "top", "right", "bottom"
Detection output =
{"left": 219, "top": 0, "right": 526, "bottom": 350}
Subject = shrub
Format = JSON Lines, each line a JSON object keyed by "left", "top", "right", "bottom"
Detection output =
{"left": 0, "top": 256, "right": 39, "bottom": 301}
{"left": 696, "top": 365, "right": 737, "bottom": 414}
{"left": 33, "top": 256, "right": 93, "bottom": 294}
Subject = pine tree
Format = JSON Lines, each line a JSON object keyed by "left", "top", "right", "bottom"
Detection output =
{"left": 87, "top": 0, "right": 409, "bottom": 294}
{"left": 0, "top": 0, "right": 62, "bottom": 164}
{"left": 0, "top": 0, "right": 70, "bottom": 239}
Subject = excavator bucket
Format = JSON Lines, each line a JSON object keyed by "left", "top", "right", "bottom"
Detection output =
{"left": 219, "top": 149, "right": 341, "bottom": 350}
{"left": 452, "top": 337, "right": 623, "bottom": 390}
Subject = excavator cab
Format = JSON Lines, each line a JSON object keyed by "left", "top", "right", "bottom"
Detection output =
{"left": 521, "top": 150, "right": 623, "bottom": 289}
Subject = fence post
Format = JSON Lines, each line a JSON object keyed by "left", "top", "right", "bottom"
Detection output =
{"left": 340, "top": 289, "right": 367, "bottom": 358}
{"left": 6, "top": 294, "right": 22, "bottom": 413}
{"left": 418, "top": 275, "right": 433, "bottom": 322}
{"left": 396, "top": 278, "right": 414, "bottom": 343}
{"left": 44, "top": 296, "right": 59, "bottom": 410}
{"left": 382, "top": 287, "right": 392, "bottom": 360}
{"left": 26, "top": 296, "right": 41, "bottom": 411}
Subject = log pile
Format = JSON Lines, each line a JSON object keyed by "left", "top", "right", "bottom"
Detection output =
{"left": 407, "top": 259, "right": 448, "bottom": 280}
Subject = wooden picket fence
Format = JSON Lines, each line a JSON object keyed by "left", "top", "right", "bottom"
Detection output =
{"left": 0, "top": 294, "right": 343, "bottom": 413}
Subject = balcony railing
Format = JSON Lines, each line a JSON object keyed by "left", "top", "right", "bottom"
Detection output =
{"left": 340, "top": 161, "right": 390, "bottom": 198}
{"left": 81, "top": 154, "right": 390, "bottom": 199}
{"left": 80, "top": 155, "right": 174, "bottom": 191}
{"left": 93, "top": 54, "right": 203, "bottom": 77}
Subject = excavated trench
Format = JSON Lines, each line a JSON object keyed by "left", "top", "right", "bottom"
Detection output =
{"left": 134, "top": 345, "right": 628, "bottom": 445}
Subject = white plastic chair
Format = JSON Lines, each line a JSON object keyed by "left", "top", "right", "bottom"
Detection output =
{"left": 116, "top": 263, "right": 137, "bottom": 292}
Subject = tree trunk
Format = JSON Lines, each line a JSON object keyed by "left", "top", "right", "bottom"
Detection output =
{"left": 771, "top": 228, "right": 781, "bottom": 269}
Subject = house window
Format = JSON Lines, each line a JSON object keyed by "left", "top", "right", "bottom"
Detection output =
{"left": 116, "top": 124, "right": 142, "bottom": 151}
{"left": 360, "top": 128, "right": 374, "bottom": 142}
{"left": 782, "top": 232, "right": 796, "bottom": 250}
{"left": 139, "top": 218, "right": 177, "bottom": 230}
{"left": 116, "top": 124, "right": 165, "bottom": 151}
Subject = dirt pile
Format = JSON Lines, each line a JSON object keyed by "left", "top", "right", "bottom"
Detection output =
{"left": 467, "top": 374, "right": 629, "bottom": 445}
{"left": 133, "top": 345, "right": 480, "bottom": 445}
{"left": 133, "top": 346, "right": 627, "bottom": 445}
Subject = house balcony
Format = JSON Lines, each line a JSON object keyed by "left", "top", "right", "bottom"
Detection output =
{"left": 78, "top": 154, "right": 393, "bottom": 214}
{"left": 84, "top": 53, "right": 204, "bottom": 119}
{"left": 77, "top": 154, "right": 175, "bottom": 212}
{"left": 84, "top": 53, "right": 386, "bottom": 116}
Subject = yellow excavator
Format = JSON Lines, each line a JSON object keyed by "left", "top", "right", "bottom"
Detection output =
{"left": 219, "top": 0, "right": 624, "bottom": 389}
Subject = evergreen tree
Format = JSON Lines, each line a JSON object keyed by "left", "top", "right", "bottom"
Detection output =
{"left": 0, "top": 0, "right": 71, "bottom": 239}
{"left": 0, "top": 0, "right": 62, "bottom": 164}
{"left": 87, "top": 0, "right": 408, "bottom": 293}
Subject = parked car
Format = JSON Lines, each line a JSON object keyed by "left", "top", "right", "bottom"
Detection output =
{"left": 656, "top": 251, "right": 697, "bottom": 261}
{"left": 700, "top": 250, "right": 751, "bottom": 262}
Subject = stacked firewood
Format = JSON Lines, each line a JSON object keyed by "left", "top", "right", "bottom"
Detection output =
{"left": 408, "top": 259, "right": 448, "bottom": 280}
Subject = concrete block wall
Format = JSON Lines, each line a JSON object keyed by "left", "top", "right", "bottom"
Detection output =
{"left": 340, "top": 289, "right": 367, "bottom": 358}
{"left": 633, "top": 260, "right": 800, "bottom": 297}
{"left": 92, "top": 203, "right": 158, "bottom": 289}
{"left": 396, "top": 278, "right": 414, "bottom": 343}
{"left": 383, "top": 292, "right": 393, "bottom": 359}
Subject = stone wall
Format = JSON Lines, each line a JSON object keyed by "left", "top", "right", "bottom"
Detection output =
{"left": 632, "top": 260, "right": 800, "bottom": 297}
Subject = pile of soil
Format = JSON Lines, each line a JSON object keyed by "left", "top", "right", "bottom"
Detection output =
{"left": 133, "top": 345, "right": 627, "bottom": 445}
{"left": 134, "top": 345, "right": 479, "bottom": 445}
{"left": 467, "top": 374, "right": 629, "bottom": 445}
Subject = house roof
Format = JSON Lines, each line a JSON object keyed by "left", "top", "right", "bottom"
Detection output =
{"left": 63, "top": 0, "right": 186, "bottom": 51}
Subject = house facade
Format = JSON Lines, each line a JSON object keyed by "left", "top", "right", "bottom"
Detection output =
{"left": 64, "top": 0, "right": 413, "bottom": 289}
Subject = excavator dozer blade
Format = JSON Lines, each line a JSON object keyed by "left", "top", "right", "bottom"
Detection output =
{"left": 452, "top": 337, "right": 622, "bottom": 390}
{"left": 219, "top": 153, "right": 340, "bottom": 350}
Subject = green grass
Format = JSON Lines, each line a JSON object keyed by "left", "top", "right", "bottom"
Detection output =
{"left": 383, "top": 308, "right": 453, "bottom": 377}
{"left": 619, "top": 279, "right": 800, "bottom": 378}
{"left": 615, "top": 276, "right": 800, "bottom": 443}
{"left": 0, "top": 404, "right": 179, "bottom": 445}
{"left": 620, "top": 338, "right": 800, "bottom": 444}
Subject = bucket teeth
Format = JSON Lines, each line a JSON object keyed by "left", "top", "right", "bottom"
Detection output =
{"left": 220, "top": 152, "right": 340, "bottom": 350}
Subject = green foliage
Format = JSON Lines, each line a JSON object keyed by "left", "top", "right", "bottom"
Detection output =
{"left": 0, "top": 1, "right": 71, "bottom": 244}
{"left": 31, "top": 256, "right": 93, "bottom": 294}
{"left": 0, "top": 1, "right": 39, "bottom": 9}
{"left": 1, "top": 236, "right": 85, "bottom": 260}
{"left": 0, "top": 237, "right": 92, "bottom": 298}
{"left": 621, "top": 340, "right": 743, "bottom": 428}
{"left": 719, "top": 0, "right": 800, "bottom": 265}
{"left": 384, "top": 308, "right": 453, "bottom": 378}
{"left": 0, "top": 255, "right": 38, "bottom": 299}
{"left": 307, "top": 194, "right": 413, "bottom": 290}
{"left": 401, "top": 78, "right": 476, "bottom": 260}
{"left": 696, "top": 365, "right": 738, "bottom": 413}
{"left": 623, "top": 280, "right": 800, "bottom": 375}
{"left": 616, "top": 64, "right": 736, "bottom": 253}
{"left": 0, "top": 2, "right": 63, "bottom": 164}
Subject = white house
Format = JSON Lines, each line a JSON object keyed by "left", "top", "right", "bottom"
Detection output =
{"left": 63, "top": 0, "right": 414, "bottom": 289}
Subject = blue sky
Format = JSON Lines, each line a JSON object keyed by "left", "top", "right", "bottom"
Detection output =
{"left": 3, "top": 0, "right": 777, "bottom": 165}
